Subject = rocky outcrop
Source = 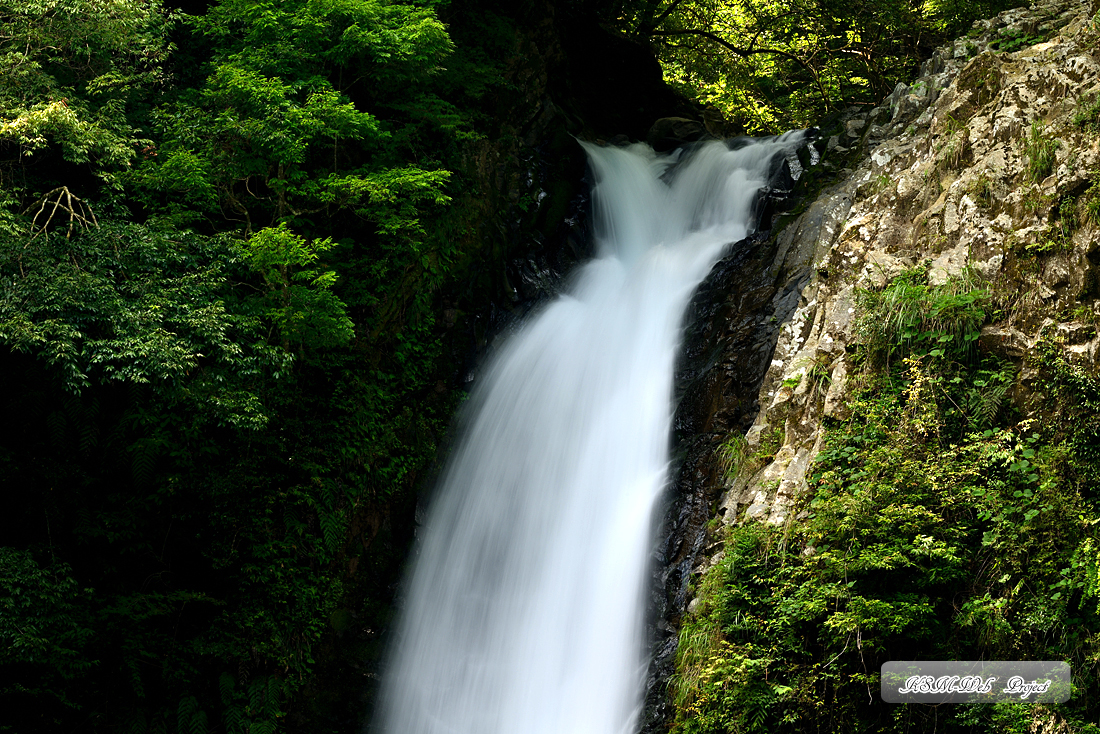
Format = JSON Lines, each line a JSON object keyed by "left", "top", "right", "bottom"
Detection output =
{"left": 723, "top": 0, "right": 1100, "bottom": 528}
{"left": 651, "top": 0, "right": 1100, "bottom": 725}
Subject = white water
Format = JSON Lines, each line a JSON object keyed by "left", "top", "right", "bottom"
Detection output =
{"left": 376, "top": 136, "right": 805, "bottom": 734}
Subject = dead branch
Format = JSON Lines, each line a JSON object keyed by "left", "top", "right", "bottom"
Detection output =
{"left": 23, "top": 186, "right": 99, "bottom": 241}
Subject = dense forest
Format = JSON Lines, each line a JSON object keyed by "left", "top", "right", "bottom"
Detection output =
{"left": 0, "top": 0, "right": 1075, "bottom": 732}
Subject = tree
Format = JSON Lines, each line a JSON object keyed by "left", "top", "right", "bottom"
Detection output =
{"left": 0, "top": 0, "right": 475, "bottom": 729}
{"left": 617, "top": 0, "right": 1022, "bottom": 133}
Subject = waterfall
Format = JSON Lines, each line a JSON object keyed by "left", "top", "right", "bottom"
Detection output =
{"left": 375, "top": 135, "right": 806, "bottom": 734}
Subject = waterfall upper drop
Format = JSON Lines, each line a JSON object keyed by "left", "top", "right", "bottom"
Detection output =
{"left": 375, "top": 134, "right": 807, "bottom": 734}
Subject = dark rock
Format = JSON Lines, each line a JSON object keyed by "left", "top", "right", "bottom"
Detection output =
{"left": 641, "top": 134, "right": 820, "bottom": 734}
{"left": 552, "top": 17, "right": 699, "bottom": 142}
{"left": 647, "top": 117, "right": 714, "bottom": 152}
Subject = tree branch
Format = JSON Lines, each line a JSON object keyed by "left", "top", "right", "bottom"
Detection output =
{"left": 23, "top": 186, "right": 98, "bottom": 241}
{"left": 642, "top": 0, "right": 685, "bottom": 34}
{"left": 648, "top": 28, "right": 830, "bottom": 111}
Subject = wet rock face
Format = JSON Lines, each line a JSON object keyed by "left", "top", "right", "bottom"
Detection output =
{"left": 647, "top": 117, "right": 716, "bottom": 152}
{"left": 642, "top": 137, "right": 820, "bottom": 734}
{"left": 441, "top": 2, "right": 707, "bottom": 382}
{"left": 554, "top": 21, "right": 700, "bottom": 142}
{"left": 642, "top": 237, "right": 808, "bottom": 733}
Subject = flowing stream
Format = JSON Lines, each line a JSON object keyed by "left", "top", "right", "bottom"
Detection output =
{"left": 376, "top": 135, "right": 805, "bottom": 734}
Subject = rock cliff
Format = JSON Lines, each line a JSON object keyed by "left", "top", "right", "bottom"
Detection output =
{"left": 652, "top": 0, "right": 1100, "bottom": 728}
{"left": 726, "top": 0, "right": 1099, "bottom": 532}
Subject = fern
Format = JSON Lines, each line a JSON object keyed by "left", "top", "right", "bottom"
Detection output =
{"left": 264, "top": 676, "right": 281, "bottom": 720}
{"left": 190, "top": 709, "right": 209, "bottom": 734}
{"left": 121, "top": 710, "right": 147, "bottom": 734}
{"left": 744, "top": 683, "right": 775, "bottom": 733}
{"left": 319, "top": 510, "right": 343, "bottom": 554}
{"left": 218, "top": 672, "right": 236, "bottom": 706}
{"left": 46, "top": 410, "right": 66, "bottom": 447}
{"left": 965, "top": 364, "right": 1014, "bottom": 430}
{"left": 130, "top": 438, "right": 160, "bottom": 487}
{"left": 218, "top": 672, "right": 248, "bottom": 734}
{"left": 966, "top": 382, "right": 1007, "bottom": 429}
{"left": 177, "top": 696, "right": 199, "bottom": 734}
{"left": 224, "top": 704, "right": 246, "bottom": 734}
{"left": 78, "top": 421, "right": 97, "bottom": 456}
{"left": 1078, "top": 538, "right": 1100, "bottom": 617}
{"left": 248, "top": 676, "right": 267, "bottom": 715}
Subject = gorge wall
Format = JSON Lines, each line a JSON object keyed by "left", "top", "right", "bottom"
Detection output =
{"left": 651, "top": 0, "right": 1100, "bottom": 731}
{"left": 721, "top": 0, "right": 1100, "bottom": 530}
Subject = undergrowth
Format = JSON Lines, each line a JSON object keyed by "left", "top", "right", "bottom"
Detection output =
{"left": 990, "top": 26, "right": 1046, "bottom": 52}
{"left": 1073, "top": 94, "right": 1100, "bottom": 132}
{"left": 671, "top": 268, "right": 1100, "bottom": 734}
{"left": 1025, "top": 121, "right": 1059, "bottom": 183}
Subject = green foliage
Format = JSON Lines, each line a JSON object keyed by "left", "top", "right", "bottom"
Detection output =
{"left": 923, "top": 0, "right": 1027, "bottom": 36}
{"left": 129, "top": 0, "right": 456, "bottom": 234}
{"left": 970, "top": 173, "right": 995, "bottom": 209}
{"left": 806, "top": 354, "right": 833, "bottom": 397}
{"left": 751, "top": 426, "right": 784, "bottom": 468}
{"left": 672, "top": 271, "right": 1100, "bottom": 732}
{"left": 1073, "top": 94, "right": 1100, "bottom": 132}
{"left": 1020, "top": 185, "right": 1053, "bottom": 215}
{"left": 0, "top": 0, "right": 503, "bottom": 729}
{"left": 619, "top": 0, "right": 1024, "bottom": 133}
{"left": 854, "top": 266, "right": 987, "bottom": 368}
{"left": 0, "top": 548, "right": 94, "bottom": 683}
{"left": 1024, "top": 120, "right": 1059, "bottom": 183}
{"left": 242, "top": 224, "right": 354, "bottom": 350}
{"left": 0, "top": 222, "right": 283, "bottom": 423}
{"left": 718, "top": 433, "right": 749, "bottom": 481}
{"left": 989, "top": 26, "right": 1045, "bottom": 52}
{"left": 218, "top": 674, "right": 285, "bottom": 734}
{"left": 0, "top": 0, "right": 171, "bottom": 185}
{"left": 1081, "top": 179, "right": 1100, "bottom": 228}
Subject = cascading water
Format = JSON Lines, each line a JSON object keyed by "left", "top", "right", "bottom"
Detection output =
{"left": 376, "top": 134, "right": 807, "bottom": 734}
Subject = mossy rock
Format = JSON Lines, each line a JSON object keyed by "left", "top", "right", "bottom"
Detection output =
{"left": 954, "top": 53, "right": 1005, "bottom": 120}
